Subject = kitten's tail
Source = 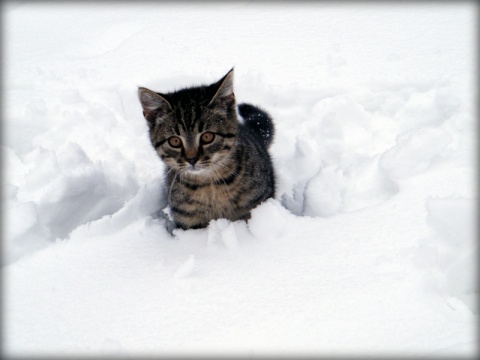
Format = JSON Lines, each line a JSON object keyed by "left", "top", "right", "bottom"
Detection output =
{"left": 238, "top": 103, "right": 275, "bottom": 148}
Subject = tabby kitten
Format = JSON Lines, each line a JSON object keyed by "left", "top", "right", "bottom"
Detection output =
{"left": 138, "top": 68, "right": 275, "bottom": 230}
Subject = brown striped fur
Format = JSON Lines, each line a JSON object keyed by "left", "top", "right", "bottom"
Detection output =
{"left": 138, "top": 68, "right": 275, "bottom": 230}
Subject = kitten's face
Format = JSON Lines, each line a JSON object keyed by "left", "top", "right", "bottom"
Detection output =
{"left": 138, "top": 69, "right": 238, "bottom": 179}
{"left": 152, "top": 104, "right": 237, "bottom": 178}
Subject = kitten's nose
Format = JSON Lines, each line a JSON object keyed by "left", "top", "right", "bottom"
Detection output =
{"left": 185, "top": 148, "right": 198, "bottom": 166}
{"left": 186, "top": 156, "right": 198, "bottom": 166}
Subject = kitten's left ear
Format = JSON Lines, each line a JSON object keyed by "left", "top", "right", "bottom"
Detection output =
{"left": 208, "top": 68, "right": 235, "bottom": 107}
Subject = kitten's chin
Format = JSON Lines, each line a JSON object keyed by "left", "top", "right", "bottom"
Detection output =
{"left": 183, "top": 166, "right": 210, "bottom": 177}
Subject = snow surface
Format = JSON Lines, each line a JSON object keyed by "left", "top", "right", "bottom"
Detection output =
{"left": 2, "top": 1, "right": 477, "bottom": 358}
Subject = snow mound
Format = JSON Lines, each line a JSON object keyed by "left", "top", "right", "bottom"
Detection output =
{"left": 416, "top": 197, "right": 477, "bottom": 314}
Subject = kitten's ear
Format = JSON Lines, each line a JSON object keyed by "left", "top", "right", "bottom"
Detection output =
{"left": 208, "top": 68, "right": 235, "bottom": 107}
{"left": 138, "top": 87, "right": 172, "bottom": 123}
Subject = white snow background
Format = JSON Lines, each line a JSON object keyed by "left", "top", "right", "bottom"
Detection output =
{"left": 1, "top": 1, "right": 478, "bottom": 358}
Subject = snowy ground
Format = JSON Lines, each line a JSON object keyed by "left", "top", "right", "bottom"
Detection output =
{"left": 2, "top": 1, "right": 478, "bottom": 358}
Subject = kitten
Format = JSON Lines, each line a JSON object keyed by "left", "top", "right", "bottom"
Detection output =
{"left": 138, "top": 68, "right": 275, "bottom": 230}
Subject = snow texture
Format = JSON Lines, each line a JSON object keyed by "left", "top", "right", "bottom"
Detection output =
{"left": 2, "top": 1, "right": 477, "bottom": 358}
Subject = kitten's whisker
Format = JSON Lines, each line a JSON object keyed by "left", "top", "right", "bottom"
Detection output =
{"left": 214, "top": 162, "right": 247, "bottom": 189}
{"left": 214, "top": 162, "right": 239, "bottom": 177}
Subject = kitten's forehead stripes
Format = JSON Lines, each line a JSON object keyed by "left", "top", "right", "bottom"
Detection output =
{"left": 189, "top": 105, "right": 201, "bottom": 131}
{"left": 174, "top": 124, "right": 181, "bottom": 136}
{"left": 197, "top": 121, "right": 205, "bottom": 133}
{"left": 170, "top": 105, "right": 210, "bottom": 137}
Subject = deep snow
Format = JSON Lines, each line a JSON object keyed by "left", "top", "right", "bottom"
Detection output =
{"left": 2, "top": 1, "right": 478, "bottom": 358}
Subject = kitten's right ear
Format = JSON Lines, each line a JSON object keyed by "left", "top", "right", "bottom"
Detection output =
{"left": 138, "top": 87, "right": 172, "bottom": 123}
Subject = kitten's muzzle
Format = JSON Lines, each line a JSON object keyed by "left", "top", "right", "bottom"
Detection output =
{"left": 185, "top": 147, "right": 199, "bottom": 166}
{"left": 186, "top": 155, "right": 199, "bottom": 166}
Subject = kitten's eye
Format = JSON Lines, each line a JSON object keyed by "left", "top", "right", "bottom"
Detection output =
{"left": 168, "top": 136, "right": 182, "bottom": 148}
{"left": 200, "top": 132, "right": 215, "bottom": 145}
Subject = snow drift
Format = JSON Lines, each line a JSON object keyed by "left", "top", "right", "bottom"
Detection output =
{"left": 2, "top": 1, "right": 477, "bottom": 357}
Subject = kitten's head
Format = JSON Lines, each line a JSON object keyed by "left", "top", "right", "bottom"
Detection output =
{"left": 138, "top": 69, "right": 238, "bottom": 178}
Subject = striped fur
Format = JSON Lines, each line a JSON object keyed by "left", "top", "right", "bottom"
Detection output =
{"left": 138, "top": 68, "right": 275, "bottom": 230}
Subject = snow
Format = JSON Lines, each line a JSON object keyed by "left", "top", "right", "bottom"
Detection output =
{"left": 2, "top": 1, "right": 477, "bottom": 357}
